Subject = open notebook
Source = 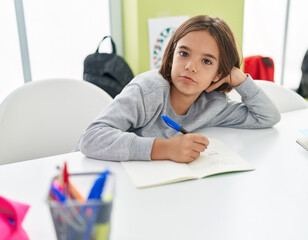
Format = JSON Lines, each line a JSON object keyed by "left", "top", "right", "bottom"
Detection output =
{"left": 122, "top": 138, "right": 255, "bottom": 188}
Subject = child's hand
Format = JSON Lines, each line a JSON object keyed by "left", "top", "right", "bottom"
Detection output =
{"left": 151, "top": 134, "right": 209, "bottom": 163}
{"left": 166, "top": 134, "right": 209, "bottom": 163}
{"left": 205, "top": 67, "right": 247, "bottom": 93}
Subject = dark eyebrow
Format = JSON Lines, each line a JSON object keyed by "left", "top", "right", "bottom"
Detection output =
{"left": 178, "top": 45, "right": 218, "bottom": 61}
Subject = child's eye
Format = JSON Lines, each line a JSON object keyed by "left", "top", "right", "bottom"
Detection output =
{"left": 179, "top": 51, "right": 188, "bottom": 57}
{"left": 202, "top": 59, "right": 212, "bottom": 65}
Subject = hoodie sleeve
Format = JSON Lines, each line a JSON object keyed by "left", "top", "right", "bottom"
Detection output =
{"left": 79, "top": 83, "right": 155, "bottom": 161}
{"left": 215, "top": 75, "right": 281, "bottom": 128}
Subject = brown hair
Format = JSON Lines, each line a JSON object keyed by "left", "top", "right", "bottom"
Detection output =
{"left": 159, "top": 15, "right": 241, "bottom": 93}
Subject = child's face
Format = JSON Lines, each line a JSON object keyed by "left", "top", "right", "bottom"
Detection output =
{"left": 170, "top": 30, "right": 220, "bottom": 99}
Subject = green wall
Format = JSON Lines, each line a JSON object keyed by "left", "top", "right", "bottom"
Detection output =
{"left": 122, "top": 0, "right": 245, "bottom": 75}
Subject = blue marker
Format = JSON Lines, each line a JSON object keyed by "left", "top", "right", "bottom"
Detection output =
{"left": 161, "top": 115, "right": 188, "bottom": 134}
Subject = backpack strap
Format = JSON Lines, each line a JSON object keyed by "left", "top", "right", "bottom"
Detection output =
{"left": 95, "top": 36, "right": 117, "bottom": 54}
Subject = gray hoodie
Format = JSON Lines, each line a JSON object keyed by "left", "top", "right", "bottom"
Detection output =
{"left": 79, "top": 70, "right": 280, "bottom": 161}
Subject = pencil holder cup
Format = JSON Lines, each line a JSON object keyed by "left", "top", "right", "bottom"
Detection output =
{"left": 47, "top": 171, "right": 115, "bottom": 240}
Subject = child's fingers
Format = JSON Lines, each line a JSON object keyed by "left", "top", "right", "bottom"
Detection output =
{"left": 192, "top": 143, "right": 207, "bottom": 153}
{"left": 205, "top": 80, "right": 225, "bottom": 92}
{"left": 190, "top": 150, "right": 201, "bottom": 159}
{"left": 212, "top": 75, "right": 221, "bottom": 83}
{"left": 190, "top": 134, "right": 209, "bottom": 147}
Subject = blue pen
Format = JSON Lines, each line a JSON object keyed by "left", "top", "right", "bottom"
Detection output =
{"left": 87, "top": 170, "right": 109, "bottom": 199}
{"left": 161, "top": 115, "right": 188, "bottom": 134}
{"left": 81, "top": 170, "right": 110, "bottom": 240}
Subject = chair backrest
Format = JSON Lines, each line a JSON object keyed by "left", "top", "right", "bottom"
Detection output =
{"left": 227, "top": 80, "right": 308, "bottom": 113}
{"left": 0, "top": 79, "right": 113, "bottom": 165}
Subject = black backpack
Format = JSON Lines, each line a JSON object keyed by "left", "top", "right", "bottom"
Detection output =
{"left": 297, "top": 50, "right": 308, "bottom": 98}
{"left": 83, "top": 36, "right": 134, "bottom": 98}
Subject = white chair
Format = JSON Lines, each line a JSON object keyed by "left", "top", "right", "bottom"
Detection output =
{"left": 0, "top": 79, "right": 112, "bottom": 165}
{"left": 227, "top": 80, "right": 308, "bottom": 113}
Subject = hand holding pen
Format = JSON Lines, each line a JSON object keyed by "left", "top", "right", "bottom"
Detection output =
{"left": 151, "top": 115, "right": 209, "bottom": 163}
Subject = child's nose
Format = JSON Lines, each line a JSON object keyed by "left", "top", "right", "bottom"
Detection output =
{"left": 185, "top": 60, "right": 197, "bottom": 73}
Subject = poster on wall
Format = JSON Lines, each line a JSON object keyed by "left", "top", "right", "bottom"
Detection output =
{"left": 148, "top": 15, "right": 189, "bottom": 70}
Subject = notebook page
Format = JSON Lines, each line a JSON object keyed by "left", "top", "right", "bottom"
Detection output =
{"left": 188, "top": 138, "right": 254, "bottom": 178}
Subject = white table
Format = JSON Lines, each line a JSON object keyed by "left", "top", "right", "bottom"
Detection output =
{"left": 1, "top": 109, "right": 308, "bottom": 240}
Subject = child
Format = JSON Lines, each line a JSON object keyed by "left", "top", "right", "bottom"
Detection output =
{"left": 79, "top": 15, "right": 280, "bottom": 163}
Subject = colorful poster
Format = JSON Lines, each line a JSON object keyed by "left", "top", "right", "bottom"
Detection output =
{"left": 148, "top": 16, "right": 189, "bottom": 70}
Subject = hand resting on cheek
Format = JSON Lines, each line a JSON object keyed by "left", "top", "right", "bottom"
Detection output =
{"left": 205, "top": 67, "right": 247, "bottom": 93}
